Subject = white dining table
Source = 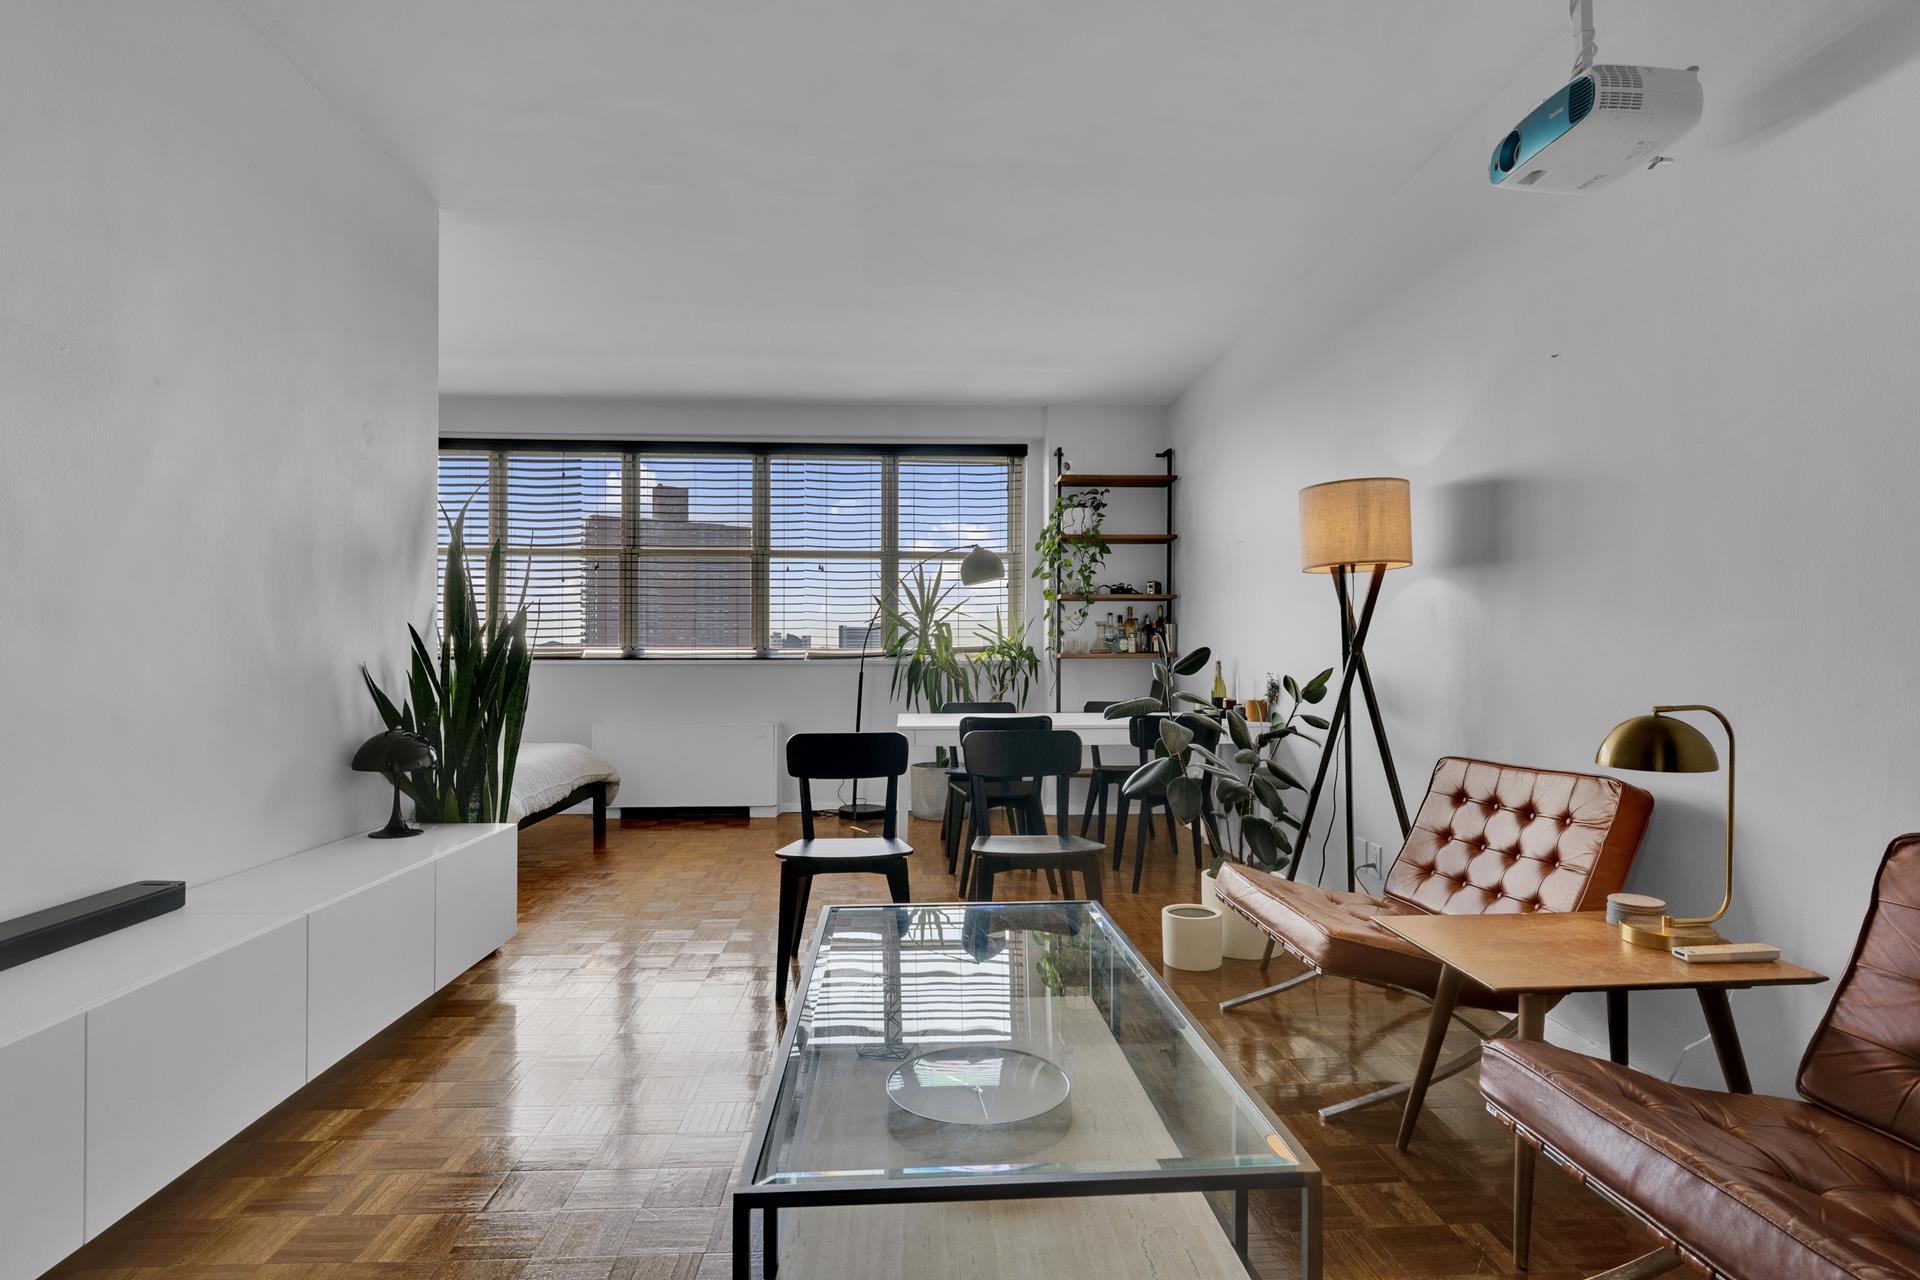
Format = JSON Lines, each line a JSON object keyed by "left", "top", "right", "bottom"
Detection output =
{"left": 891, "top": 710, "right": 1140, "bottom": 834}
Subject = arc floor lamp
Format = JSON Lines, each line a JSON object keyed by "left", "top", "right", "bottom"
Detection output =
{"left": 1287, "top": 477, "right": 1414, "bottom": 888}
{"left": 840, "top": 542, "right": 1006, "bottom": 820}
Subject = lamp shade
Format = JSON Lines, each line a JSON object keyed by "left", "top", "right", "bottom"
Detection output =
{"left": 959, "top": 544, "right": 1006, "bottom": 586}
{"left": 1594, "top": 714, "right": 1719, "bottom": 773}
{"left": 1299, "top": 477, "right": 1412, "bottom": 573}
{"left": 352, "top": 729, "right": 435, "bottom": 776}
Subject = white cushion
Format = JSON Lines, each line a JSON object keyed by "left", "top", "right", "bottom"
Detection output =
{"left": 507, "top": 742, "right": 621, "bottom": 822}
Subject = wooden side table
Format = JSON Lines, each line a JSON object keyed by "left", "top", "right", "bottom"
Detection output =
{"left": 1377, "top": 912, "right": 1825, "bottom": 1149}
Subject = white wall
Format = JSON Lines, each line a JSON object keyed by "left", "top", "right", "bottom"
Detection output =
{"left": 440, "top": 396, "right": 1167, "bottom": 809}
{"left": 0, "top": 3, "right": 438, "bottom": 916}
{"left": 1171, "top": 18, "right": 1920, "bottom": 1093}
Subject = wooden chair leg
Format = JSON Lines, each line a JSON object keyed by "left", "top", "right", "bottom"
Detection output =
{"left": 1113, "top": 790, "right": 1132, "bottom": 871}
{"left": 1190, "top": 820, "right": 1204, "bottom": 869}
{"left": 1080, "top": 856, "right": 1104, "bottom": 903}
{"left": 1044, "top": 867, "right": 1060, "bottom": 895}
{"left": 1094, "top": 777, "right": 1109, "bottom": 843}
{"left": 1132, "top": 798, "right": 1151, "bottom": 892}
{"left": 942, "top": 786, "right": 962, "bottom": 872}
{"left": 790, "top": 873, "right": 814, "bottom": 959}
{"left": 774, "top": 861, "right": 798, "bottom": 1005}
{"left": 959, "top": 805, "right": 980, "bottom": 896}
{"left": 881, "top": 858, "right": 911, "bottom": 904}
{"left": 974, "top": 860, "right": 996, "bottom": 903}
{"left": 1514, "top": 1131, "right": 1537, "bottom": 1269}
{"left": 1080, "top": 775, "right": 1097, "bottom": 836}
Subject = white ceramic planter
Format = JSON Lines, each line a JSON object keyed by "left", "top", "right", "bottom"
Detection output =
{"left": 1201, "top": 868, "right": 1271, "bottom": 960}
{"left": 1161, "top": 904, "right": 1223, "bottom": 971}
{"left": 909, "top": 761, "right": 949, "bottom": 822}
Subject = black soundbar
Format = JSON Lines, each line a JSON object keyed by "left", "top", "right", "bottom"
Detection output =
{"left": 0, "top": 880, "right": 187, "bottom": 973}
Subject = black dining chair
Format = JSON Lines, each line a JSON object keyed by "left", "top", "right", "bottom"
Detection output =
{"left": 937, "top": 701, "right": 1014, "bottom": 863}
{"left": 961, "top": 729, "right": 1106, "bottom": 903}
{"left": 773, "top": 731, "right": 911, "bottom": 1004}
{"left": 944, "top": 714, "right": 1051, "bottom": 877}
{"left": 1077, "top": 698, "right": 1155, "bottom": 845}
{"left": 1114, "top": 715, "right": 1222, "bottom": 893}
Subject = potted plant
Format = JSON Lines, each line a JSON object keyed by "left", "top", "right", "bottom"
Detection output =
{"left": 1033, "top": 486, "right": 1109, "bottom": 648}
{"left": 1105, "top": 634, "right": 1331, "bottom": 960}
{"left": 970, "top": 609, "right": 1039, "bottom": 706}
{"left": 362, "top": 511, "right": 533, "bottom": 824}
{"left": 878, "top": 565, "right": 978, "bottom": 820}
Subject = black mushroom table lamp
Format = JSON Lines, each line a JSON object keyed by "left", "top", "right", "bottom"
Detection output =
{"left": 352, "top": 729, "right": 436, "bottom": 838}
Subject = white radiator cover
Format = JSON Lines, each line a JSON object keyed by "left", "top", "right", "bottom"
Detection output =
{"left": 592, "top": 721, "right": 778, "bottom": 808}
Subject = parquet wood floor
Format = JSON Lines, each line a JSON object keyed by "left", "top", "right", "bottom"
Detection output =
{"left": 45, "top": 813, "right": 1647, "bottom": 1280}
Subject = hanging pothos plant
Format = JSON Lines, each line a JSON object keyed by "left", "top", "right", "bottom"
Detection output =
{"left": 1033, "top": 486, "right": 1110, "bottom": 648}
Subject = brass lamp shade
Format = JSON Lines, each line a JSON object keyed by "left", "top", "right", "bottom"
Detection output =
{"left": 1594, "top": 715, "right": 1719, "bottom": 774}
{"left": 1299, "top": 477, "right": 1412, "bottom": 573}
{"left": 1593, "top": 705, "right": 1737, "bottom": 949}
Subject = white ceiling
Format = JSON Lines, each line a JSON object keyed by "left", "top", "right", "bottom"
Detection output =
{"left": 232, "top": 1, "right": 1886, "bottom": 404}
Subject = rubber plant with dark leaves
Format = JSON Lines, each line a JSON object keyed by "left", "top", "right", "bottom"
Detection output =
{"left": 361, "top": 512, "right": 532, "bottom": 823}
{"left": 1104, "top": 636, "right": 1331, "bottom": 875}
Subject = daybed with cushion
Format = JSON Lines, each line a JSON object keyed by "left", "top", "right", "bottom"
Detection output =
{"left": 1214, "top": 755, "right": 1653, "bottom": 1144}
{"left": 1483, "top": 832, "right": 1920, "bottom": 1279}
{"left": 509, "top": 741, "right": 621, "bottom": 849}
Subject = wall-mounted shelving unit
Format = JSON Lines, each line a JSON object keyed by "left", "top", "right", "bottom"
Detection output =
{"left": 1049, "top": 447, "right": 1175, "bottom": 708}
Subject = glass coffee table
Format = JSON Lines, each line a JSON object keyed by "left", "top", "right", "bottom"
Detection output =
{"left": 733, "top": 901, "right": 1321, "bottom": 1278}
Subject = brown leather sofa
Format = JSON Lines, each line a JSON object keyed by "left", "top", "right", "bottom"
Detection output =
{"left": 1216, "top": 756, "right": 1653, "bottom": 1142}
{"left": 1483, "top": 833, "right": 1920, "bottom": 1279}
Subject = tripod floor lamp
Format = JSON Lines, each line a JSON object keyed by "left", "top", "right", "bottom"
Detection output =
{"left": 1287, "top": 477, "right": 1414, "bottom": 888}
{"left": 840, "top": 543, "right": 1006, "bottom": 820}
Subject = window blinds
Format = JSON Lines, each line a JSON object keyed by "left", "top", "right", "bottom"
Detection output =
{"left": 435, "top": 444, "right": 1024, "bottom": 657}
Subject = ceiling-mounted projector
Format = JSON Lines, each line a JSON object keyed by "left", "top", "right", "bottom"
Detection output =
{"left": 1490, "top": 1, "right": 1701, "bottom": 193}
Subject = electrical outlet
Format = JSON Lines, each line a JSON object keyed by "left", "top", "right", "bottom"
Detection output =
{"left": 1353, "top": 839, "right": 1386, "bottom": 892}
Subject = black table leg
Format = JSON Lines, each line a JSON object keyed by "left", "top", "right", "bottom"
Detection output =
{"left": 1696, "top": 987, "right": 1752, "bottom": 1093}
{"left": 732, "top": 1197, "right": 751, "bottom": 1280}
{"left": 1607, "top": 989, "right": 1629, "bottom": 1065}
{"left": 1233, "top": 1188, "right": 1249, "bottom": 1259}
{"left": 765, "top": 1204, "right": 778, "bottom": 1278}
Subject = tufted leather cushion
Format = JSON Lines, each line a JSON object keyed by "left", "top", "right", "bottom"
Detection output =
{"left": 1387, "top": 757, "right": 1652, "bottom": 915}
{"left": 1484, "top": 1038, "right": 1920, "bottom": 1280}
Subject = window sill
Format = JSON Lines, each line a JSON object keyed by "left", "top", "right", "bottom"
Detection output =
{"left": 530, "top": 653, "right": 876, "bottom": 666}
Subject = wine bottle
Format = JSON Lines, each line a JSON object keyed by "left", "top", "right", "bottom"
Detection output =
{"left": 1211, "top": 660, "right": 1229, "bottom": 709}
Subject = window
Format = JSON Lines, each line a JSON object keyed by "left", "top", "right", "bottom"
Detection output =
{"left": 436, "top": 443, "right": 1025, "bottom": 657}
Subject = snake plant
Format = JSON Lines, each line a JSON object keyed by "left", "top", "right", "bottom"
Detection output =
{"left": 361, "top": 512, "right": 532, "bottom": 823}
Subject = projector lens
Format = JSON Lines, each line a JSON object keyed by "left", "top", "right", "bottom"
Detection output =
{"left": 1497, "top": 131, "right": 1523, "bottom": 173}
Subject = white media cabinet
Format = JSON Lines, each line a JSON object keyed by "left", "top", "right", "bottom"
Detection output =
{"left": 0, "top": 823, "right": 517, "bottom": 1280}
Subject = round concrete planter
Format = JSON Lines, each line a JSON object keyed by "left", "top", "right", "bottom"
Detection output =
{"left": 909, "top": 761, "right": 949, "bottom": 821}
{"left": 1161, "top": 903, "right": 1224, "bottom": 971}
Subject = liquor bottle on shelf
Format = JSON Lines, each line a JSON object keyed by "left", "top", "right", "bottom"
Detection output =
{"left": 1211, "top": 660, "right": 1229, "bottom": 709}
{"left": 1124, "top": 606, "right": 1138, "bottom": 653}
{"left": 1101, "top": 611, "right": 1116, "bottom": 653}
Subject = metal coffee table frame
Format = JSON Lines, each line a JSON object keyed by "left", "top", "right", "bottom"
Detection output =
{"left": 731, "top": 900, "right": 1323, "bottom": 1279}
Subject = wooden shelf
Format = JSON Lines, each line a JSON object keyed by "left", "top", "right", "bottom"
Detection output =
{"left": 1057, "top": 473, "right": 1176, "bottom": 488}
{"left": 1063, "top": 533, "right": 1176, "bottom": 544}
{"left": 1058, "top": 651, "right": 1169, "bottom": 661}
{"left": 1058, "top": 592, "right": 1176, "bottom": 602}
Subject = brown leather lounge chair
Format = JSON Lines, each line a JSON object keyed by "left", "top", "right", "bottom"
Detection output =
{"left": 1484, "top": 832, "right": 1920, "bottom": 1279}
{"left": 1214, "top": 757, "right": 1653, "bottom": 1144}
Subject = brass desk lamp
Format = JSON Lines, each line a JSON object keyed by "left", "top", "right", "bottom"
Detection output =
{"left": 1594, "top": 705, "right": 1735, "bottom": 948}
